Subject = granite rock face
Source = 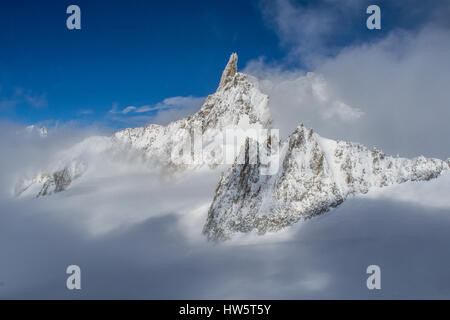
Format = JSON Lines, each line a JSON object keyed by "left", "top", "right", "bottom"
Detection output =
{"left": 204, "top": 125, "right": 449, "bottom": 241}
{"left": 14, "top": 53, "right": 449, "bottom": 243}
{"left": 15, "top": 53, "right": 271, "bottom": 197}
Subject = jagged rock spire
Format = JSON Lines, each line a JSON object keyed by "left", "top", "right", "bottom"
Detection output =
{"left": 218, "top": 53, "right": 238, "bottom": 89}
{"left": 203, "top": 123, "right": 450, "bottom": 241}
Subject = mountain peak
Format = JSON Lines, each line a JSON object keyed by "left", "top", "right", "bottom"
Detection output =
{"left": 218, "top": 53, "right": 238, "bottom": 89}
{"left": 203, "top": 123, "right": 449, "bottom": 241}
{"left": 16, "top": 52, "right": 273, "bottom": 198}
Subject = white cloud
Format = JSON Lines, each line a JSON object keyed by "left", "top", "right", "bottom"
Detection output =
{"left": 260, "top": 0, "right": 450, "bottom": 67}
{"left": 244, "top": 23, "right": 450, "bottom": 159}
{"left": 245, "top": 64, "right": 363, "bottom": 139}
{"left": 1, "top": 124, "right": 450, "bottom": 298}
{"left": 316, "top": 26, "right": 450, "bottom": 158}
{"left": 77, "top": 109, "right": 94, "bottom": 115}
{"left": 323, "top": 101, "right": 363, "bottom": 121}
{"left": 2, "top": 0, "right": 450, "bottom": 299}
{"left": 364, "top": 171, "right": 450, "bottom": 210}
{"left": 260, "top": 0, "right": 365, "bottom": 66}
{"left": 23, "top": 92, "right": 47, "bottom": 108}
{"left": 108, "top": 96, "right": 205, "bottom": 126}
{"left": 121, "top": 106, "right": 137, "bottom": 114}
{"left": 0, "top": 86, "right": 48, "bottom": 109}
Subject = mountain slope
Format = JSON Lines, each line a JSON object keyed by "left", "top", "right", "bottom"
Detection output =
{"left": 112, "top": 53, "right": 272, "bottom": 170}
{"left": 203, "top": 124, "right": 449, "bottom": 241}
{"left": 15, "top": 53, "right": 272, "bottom": 197}
{"left": 14, "top": 52, "right": 450, "bottom": 244}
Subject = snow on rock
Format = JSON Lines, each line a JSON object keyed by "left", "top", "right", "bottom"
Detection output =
{"left": 14, "top": 52, "right": 449, "bottom": 243}
{"left": 113, "top": 54, "right": 271, "bottom": 171}
{"left": 15, "top": 53, "right": 272, "bottom": 197}
{"left": 203, "top": 124, "right": 449, "bottom": 241}
{"left": 25, "top": 125, "right": 48, "bottom": 138}
{"left": 15, "top": 136, "right": 113, "bottom": 197}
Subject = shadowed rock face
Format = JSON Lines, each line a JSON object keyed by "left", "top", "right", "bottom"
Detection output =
{"left": 13, "top": 52, "right": 450, "bottom": 242}
{"left": 218, "top": 53, "right": 238, "bottom": 89}
{"left": 204, "top": 125, "right": 449, "bottom": 241}
{"left": 37, "top": 168, "right": 73, "bottom": 197}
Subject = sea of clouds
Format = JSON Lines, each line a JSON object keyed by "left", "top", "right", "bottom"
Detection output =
{"left": 0, "top": 121, "right": 450, "bottom": 299}
{"left": 1, "top": 0, "right": 450, "bottom": 299}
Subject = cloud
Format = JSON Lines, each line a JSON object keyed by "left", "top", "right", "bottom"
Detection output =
{"left": 2, "top": 1, "right": 450, "bottom": 299}
{"left": 323, "top": 101, "right": 363, "bottom": 121}
{"left": 148, "top": 96, "right": 206, "bottom": 125}
{"left": 260, "top": 0, "right": 365, "bottom": 66}
{"left": 260, "top": 0, "right": 450, "bottom": 68}
{"left": 245, "top": 17, "right": 450, "bottom": 158}
{"left": 108, "top": 96, "right": 205, "bottom": 126}
{"left": 107, "top": 102, "right": 122, "bottom": 114}
{"left": 245, "top": 62, "right": 363, "bottom": 139}
{"left": 1, "top": 123, "right": 450, "bottom": 298}
{"left": 23, "top": 92, "right": 48, "bottom": 108}
{"left": 77, "top": 109, "right": 94, "bottom": 115}
{"left": 315, "top": 26, "right": 450, "bottom": 159}
{"left": 121, "top": 106, "right": 137, "bottom": 114}
{"left": 0, "top": 87, "right": 48, "bottom": 109}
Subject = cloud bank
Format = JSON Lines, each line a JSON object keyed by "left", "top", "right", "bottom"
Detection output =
{"left": 245, "top": 5, "right": 450, "bottom": 159}
{"left": 1, "top": 0, "right": 450, "bottom": 299}
{"left": 108, "top": 96, "right": 205, "bottom": 127}
{"left": 1, "top": 122, "right": 450, "bottom": 299}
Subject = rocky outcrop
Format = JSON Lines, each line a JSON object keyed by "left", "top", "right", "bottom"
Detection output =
{"left": 204, "top": 125, "right": 449, "bottom": 241}
{"left": 16, "top": 53, "right": 272, "bottom": 197}
{"left": 218, "top": 53, "right": 238, "bottom": 89}
{"left": 113, "top": 53, "right": 271, "bottom": 171}
{"left": 14, "top": 52, "right": 450, "bottom": 243}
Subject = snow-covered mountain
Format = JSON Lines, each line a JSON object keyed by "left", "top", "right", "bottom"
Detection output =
{"left": 15, "top": 136, "right": 113, "bottom": 197}
{"left": 25, "top": 125, "right": 48, "bottom": 138}
{"left": 15, "top": 53, "right": 271, "bottom": 197}
{"left": 203, "top": 124, "right": 449, "bottom": 241}
{"left": 112, "top": 53, "right": 271, "bottom": 170}
{"left": 15, "top": 53, "right": 449, "bottom": 242}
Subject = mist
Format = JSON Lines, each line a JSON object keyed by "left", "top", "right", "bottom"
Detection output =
{"left": 1, "top": 124, "right": 450, "bottom": 299}
{"left": 1, "top": 0, "right": 450, "bottom": 299}
{"left": 244, "top": 25, "right": 450, "bottom": 159}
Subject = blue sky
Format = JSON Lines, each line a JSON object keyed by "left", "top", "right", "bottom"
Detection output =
{"left": 1, "top": 1, "right": 450, "bottom": 300}
{"left": 0, "top": 0, "right": 284, "bottom": 128}
{"left": 0, "top": 0, "right": 447, "bottom": 130}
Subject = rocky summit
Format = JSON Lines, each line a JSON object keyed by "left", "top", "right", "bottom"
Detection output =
{"left": 15, "top": 53, "right": 449, "bottom": 241}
